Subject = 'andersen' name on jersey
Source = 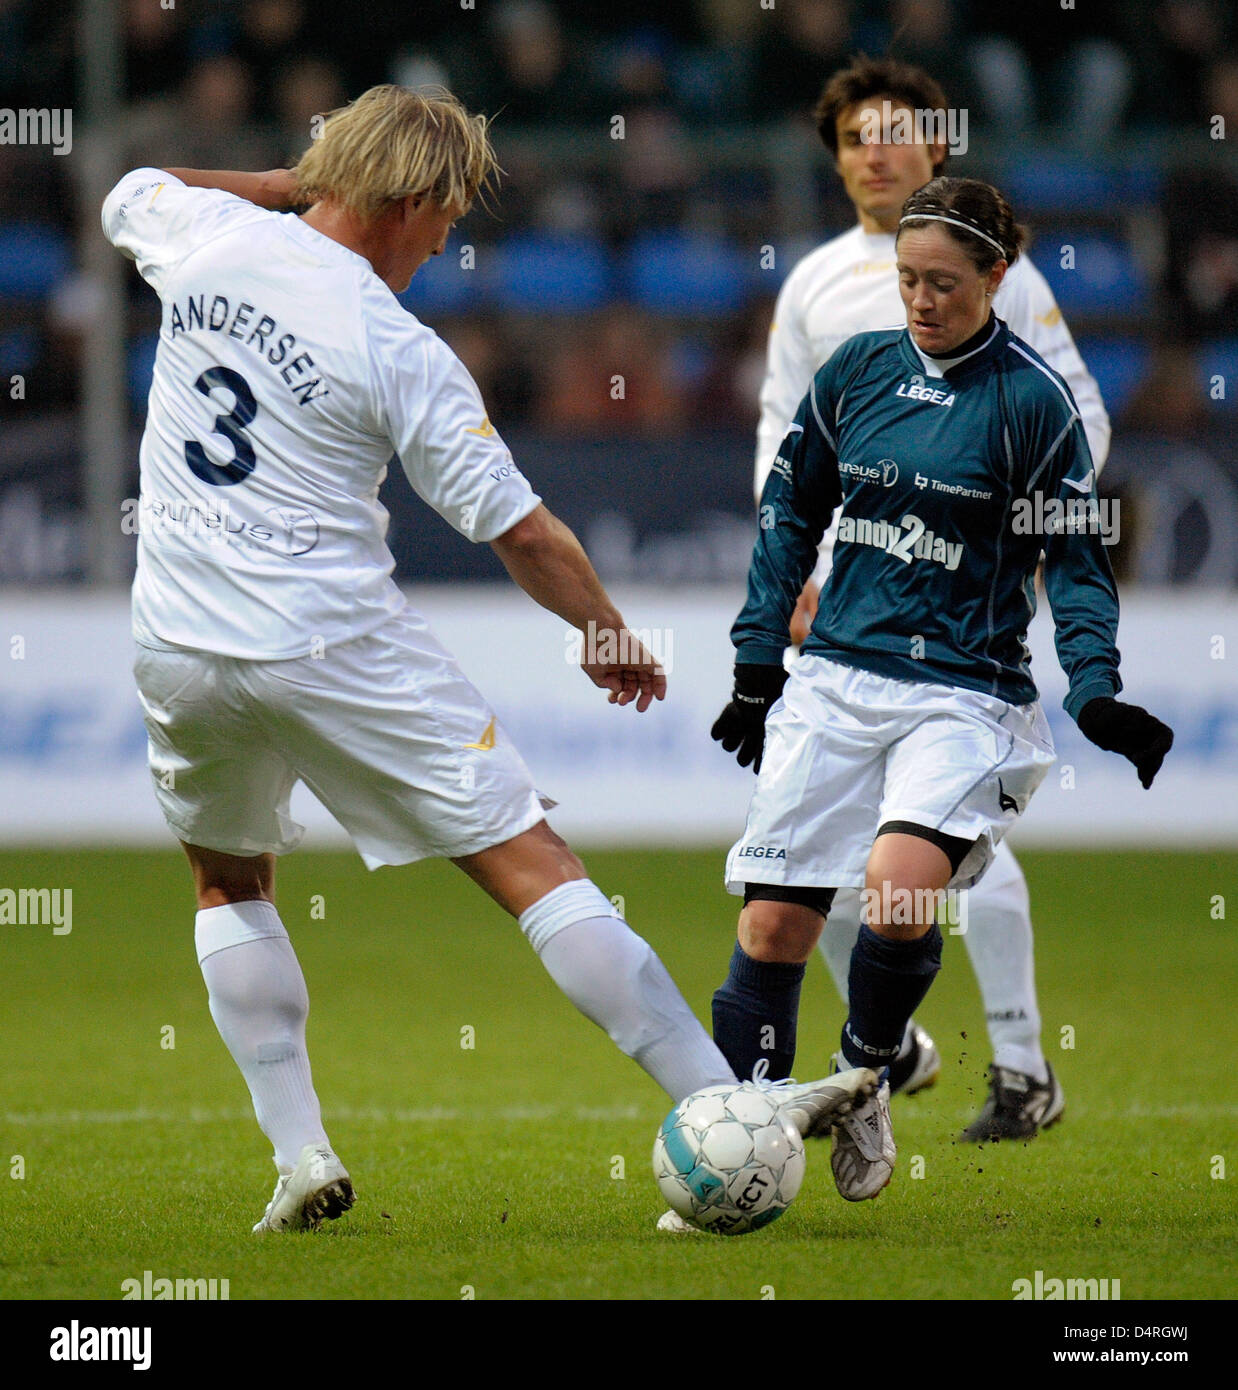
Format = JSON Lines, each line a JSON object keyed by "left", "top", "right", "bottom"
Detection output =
{"left": 166, "top": 293, "right": 329, "bottom": 406}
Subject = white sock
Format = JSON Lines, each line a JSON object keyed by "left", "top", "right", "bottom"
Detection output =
{"left": 520, "top": 881, "right": 735, "bottom": 1103}
{"left": 819, "top": 886, "right": 862, "bottom": 1004}
{"left": 961, "top": 844, "right": 1047, "bottom": 1081}
{"left": 195, "top": 901, "right": 329, "bottom": 1170}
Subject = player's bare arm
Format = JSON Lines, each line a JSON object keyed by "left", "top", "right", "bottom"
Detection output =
{"left": 159, "top": 167, "right": 301, "bottom": 210}
{"left": 490, "top": 503, "right": 666, "bottom": 712}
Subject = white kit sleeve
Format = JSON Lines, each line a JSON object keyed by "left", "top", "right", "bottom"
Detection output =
{"left": 997, "top": 257, "right": 1112, "bottom": 472}
{"left": 371, "top": 323, "right": 541, "bottom": 543}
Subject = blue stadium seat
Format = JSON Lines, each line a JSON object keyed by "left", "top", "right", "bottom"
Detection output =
{"left": 0, "top": 326, "right": 39, "bottom": 375}
{"left": 0, "top": 224, "right": 72, "bottom": 299}
{"left": 1118, "top": 159, "right": 1163, "bottom": 207}
{"left": 489, "top": 232, "right": 610, "bottom": 313}
{"left": 1003, "top": 156, "right": 1122, "bottom": 213}
{"left": 624, "top": 231, "right": 751, "bottom": 315}
{"left": 1200, "top": 339, "right": 1238, "bottom": 411}
{"left": 128, "top": 333, "right": 159, "bottom": 411}
{"left": 1029, "top": 232, "right": 1145, "bottom": 315}
{"left": 398, "top": 247, "right": 489, "bottom": 317}
{"left": 1074, "top": 337, "right": 1150, "bottom": 417}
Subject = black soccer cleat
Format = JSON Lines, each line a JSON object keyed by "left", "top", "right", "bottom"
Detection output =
{"left": 960, "top": 1062, "right": 1065, "bottom": 1143}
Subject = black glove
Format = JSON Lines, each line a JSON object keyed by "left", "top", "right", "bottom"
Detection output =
{"left": 1077, "top": 696, "right": 1174, "bottom": 789}
{"left": 711, "top": 663, "right": 788, "bottom": 772}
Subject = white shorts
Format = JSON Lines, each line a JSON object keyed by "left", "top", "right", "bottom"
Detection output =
{"left": 134, "top": 609, "right": 551, "bottom": 869}
{"left": 725, "top": 655, "right": 1056, "bottom": 894}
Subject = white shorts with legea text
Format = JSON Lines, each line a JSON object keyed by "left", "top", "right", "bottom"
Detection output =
{"left": 725, "top": 654, "right": 1056, "bottom": 894}
{"left": 134, "top": 608, "right": 551, "bottom": 868}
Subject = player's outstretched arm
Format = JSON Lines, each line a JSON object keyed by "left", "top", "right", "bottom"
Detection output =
{"left": 490, "top": 504, "right": 666, "bottom": 712}
{"left": 160, "top": 168, "right": 301, "bottom": 210}
{"left": 1040, "top": 421, "right": 1173, "bottom": 788}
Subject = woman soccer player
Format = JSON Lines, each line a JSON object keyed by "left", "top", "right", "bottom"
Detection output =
{"left": 708, "top": 177, "right": 1173, "bottom": 1202}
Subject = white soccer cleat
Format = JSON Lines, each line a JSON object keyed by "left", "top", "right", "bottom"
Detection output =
{"left": 252, "top": 1142, "right": 355, "bottom": 1233}
{"left": 655, "top": 1208, "right": 701, "bottom": 1233}
{"left": 829, "top": 1062, "right": 895, "bottom": 1201}
{"left": 888, "top": 1022, "right": 942, "bottom": 1097}
{"left": 757, "top": 1067, "right": 880, "bottom": 1140}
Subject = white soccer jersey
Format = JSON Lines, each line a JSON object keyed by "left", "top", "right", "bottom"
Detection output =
{"left": 103, "top": 168, "right": 540, "bottom": 660}
{"left": 755, "top": 224, "right": 1111, "bottom": 504}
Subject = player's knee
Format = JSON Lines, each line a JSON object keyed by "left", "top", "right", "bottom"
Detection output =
{"left": 870, "top": 821, "right": 971, "bottom": 889}
{"left": 549, "top": 839, "right": 587, "bottom": 883}
{"left": 738, "top": 886, "right": 832, "bottom": 963}
{"left": 183, "top": 843, "right": 275, "bottom": 908}
{"left": 864, "top": 823, "right": 975, "bottom": 940}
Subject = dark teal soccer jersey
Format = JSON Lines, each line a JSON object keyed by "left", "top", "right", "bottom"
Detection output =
{"left": 732, "top": 317, "right": 1121, "bottom": 721}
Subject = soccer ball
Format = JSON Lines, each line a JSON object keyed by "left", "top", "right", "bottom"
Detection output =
{"left": 652, "top": 1082, "right": 806, "bottom": 1235}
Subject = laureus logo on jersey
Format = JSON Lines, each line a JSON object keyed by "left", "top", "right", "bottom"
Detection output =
{"left": 125, "top": 496, "right": 320, "bottom": 557}
{"left": 839, "top": 458, "right": 899, "bottom": 487}
{"left": 263, "top": 506, "right": 320, "bottom": 556}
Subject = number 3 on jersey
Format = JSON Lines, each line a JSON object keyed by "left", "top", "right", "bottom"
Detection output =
{"left": 184, "top": 367, "right": 258, "bottom": 486}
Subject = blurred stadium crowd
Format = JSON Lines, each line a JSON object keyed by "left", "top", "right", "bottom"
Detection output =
{"left": 1, "top": 0, "right": 1237, "bottom": 583}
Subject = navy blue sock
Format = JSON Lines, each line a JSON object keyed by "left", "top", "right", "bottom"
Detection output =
{"left": 711, "top": 942, "right": 805, "bottom": 1082}
{"left": 841, "top": 923, "right": 942, "bottom": 1071}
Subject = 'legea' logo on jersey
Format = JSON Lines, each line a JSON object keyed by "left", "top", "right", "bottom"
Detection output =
{"left": 836, "top": 511, "right": 964, "bottom": 571}
{"left": 895, "top": 374, "right": 955, "bottom": 407}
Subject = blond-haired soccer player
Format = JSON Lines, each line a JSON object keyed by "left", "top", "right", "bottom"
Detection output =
{"left": 103, "top": 86, "right": 874, "bottom": 1232}
{"left": 748, "top": 57, "right": 1112, "bottom": 1141}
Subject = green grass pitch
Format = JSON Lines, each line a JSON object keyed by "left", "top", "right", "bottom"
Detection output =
{"left": 1, "top": 847, "right": 1234, "bottom": 1301}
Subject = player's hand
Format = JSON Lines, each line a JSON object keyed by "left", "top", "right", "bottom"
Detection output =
{"left": 711, "top": 663, "right": 788, "bottom": 772}
{"left": 259, "top": 169, "right": 301, "bottom": 209}
{"left": 789, "top": 578, "right": 819, "bottom": 648}
{"left": 580, "top": 627, "right": 667, "bottom": 712}
{"left": 1077, "top": 696, "right": 1174, "bottom": 789}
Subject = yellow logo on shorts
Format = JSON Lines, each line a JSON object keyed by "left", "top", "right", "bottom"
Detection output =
{"left": 465, "top": 416, "right": 496, "bottom": 438}
{"left": 464, "top": 718, "right": 496, "bottom": 751}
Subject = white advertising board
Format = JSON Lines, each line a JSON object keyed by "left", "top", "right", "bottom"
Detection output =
{"left": 0, "top": 588, "right": 1233, "bottom": 853}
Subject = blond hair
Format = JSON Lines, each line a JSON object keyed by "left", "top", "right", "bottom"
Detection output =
{"left": 293, "top": 85, "right": 498, "bottom": 219}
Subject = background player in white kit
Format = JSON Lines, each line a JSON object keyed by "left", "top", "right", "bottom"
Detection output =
{"left": 102, "top": 85, "right": 874, "bottom": 1233}
{"left": 750, "top": 56, "right": 1112, "bottom": 1140}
